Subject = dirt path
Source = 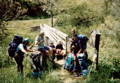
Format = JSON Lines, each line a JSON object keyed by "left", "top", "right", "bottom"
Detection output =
{"left": 53, "top": 59, "right": 84, "bottom": 83}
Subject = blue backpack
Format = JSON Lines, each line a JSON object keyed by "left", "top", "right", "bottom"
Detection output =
{"left": 8, "top": 35, "right": 23, "bottom": 57}
{"left": 77, "top": 34, "right": 89, "bottom": 49}
{"left": 63, "top": 53, "right": 74, "bottom": 71}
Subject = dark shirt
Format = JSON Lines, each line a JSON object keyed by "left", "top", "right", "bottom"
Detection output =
{"left": 50, "top": 45, "right": 55, "bottom": 48}
{"left": 16, "top": 43, "right": 27, "bottom": 56}
{"left": 56, "top": 44, "right": 63, "bottom": 50}
{"left": 71, "top": 40, "right": 81, "bottom": 54}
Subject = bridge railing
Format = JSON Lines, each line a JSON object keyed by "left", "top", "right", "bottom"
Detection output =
{"left": 40, "top": 24, "right": 68, "bottom": 52}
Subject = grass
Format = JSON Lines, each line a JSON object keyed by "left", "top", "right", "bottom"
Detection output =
{"left": 0, "top": 0, "right": 120, "bottom": 82}
{"left": 0, "top": 17, "right": 119, "bottom": 83}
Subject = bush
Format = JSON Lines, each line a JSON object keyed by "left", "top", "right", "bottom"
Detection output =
{"left": 55, "top": 3, "right": 104, "bottom": 28}
{"left": 86, "top": 60, "right": 120, "bottom": 83}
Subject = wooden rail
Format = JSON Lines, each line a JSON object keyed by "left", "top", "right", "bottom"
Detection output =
{"left": 40, "top": 24, "right": 68, "bottom": 51}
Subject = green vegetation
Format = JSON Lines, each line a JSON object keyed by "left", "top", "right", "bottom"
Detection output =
{"left": 0, "top": 0, "right": 120, "bottom": 83}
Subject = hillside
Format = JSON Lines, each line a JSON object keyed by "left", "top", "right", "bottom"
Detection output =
{"left": 0, "top": 0, "right": 120, "bottom": 83}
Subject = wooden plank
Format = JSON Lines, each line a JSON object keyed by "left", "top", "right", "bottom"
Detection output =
{"left": 41, "top": 24, "right": 68, "bottom": 50}
{"left": 44, "top": 24, "right": 68, "bottom": 37}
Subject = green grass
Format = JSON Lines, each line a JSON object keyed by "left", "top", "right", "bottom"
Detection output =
{"left": 0, "top": 17, "right": 119, "bottom": 83}
{"left": 1, "top": 0, "right": 120, "bottom": 82}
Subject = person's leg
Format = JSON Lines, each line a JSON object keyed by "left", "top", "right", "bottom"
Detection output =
{"left": 83, "top": 49, "right": 88, "bottom": 62}
{"left": 16, "top": 60, "right": 20, "bottom": 72}
{"left": 19, "top": 60, "right": 23, "bottom": 74}
{"left": 14, "top": 55, "right": 20, "bottom": 72}
{"left": 44, "top": 47, "right": 51, "bottom": 57}
{"left": 14, "top": 56, "right": 23, "bottom": 74}
{"left": 73, "top": 54, "right": 77, "bottom": 72}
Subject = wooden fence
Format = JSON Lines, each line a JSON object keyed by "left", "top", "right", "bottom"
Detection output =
{"left": 40, "top": 24, "right": 68, "bottom": 52}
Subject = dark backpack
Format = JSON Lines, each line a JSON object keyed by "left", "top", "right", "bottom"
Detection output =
{"left": 8, "top": 35, "right": 23, "bottom": 57}
{"left": 77, "top": 34, "right": 89, "bottom": 49}
{"left": 30, "top": 53, "right": 43, "bottom": 70}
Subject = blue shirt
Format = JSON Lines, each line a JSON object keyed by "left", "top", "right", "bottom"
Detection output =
{"left": 16, "top": 43, "right": 27, "bottom": 56}
{"left": 35, "top": 36, "right": 44, "bottom": 48}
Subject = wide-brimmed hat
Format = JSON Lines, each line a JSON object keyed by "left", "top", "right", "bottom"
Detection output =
{"left": 24, "top": 38, "right": 30, "bottom": 42}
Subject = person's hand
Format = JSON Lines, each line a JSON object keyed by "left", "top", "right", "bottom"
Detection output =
{"left": 68, "top": 38, "right": 73, "bottom": 42}
{"left": 32, "top": 50, "right": 36, "bottom": 52}
{"left": 72, "top": 45, "right": 75, "bottom": 48}
{"left": 68, "top": 38, "right": 72, "bottom": 41}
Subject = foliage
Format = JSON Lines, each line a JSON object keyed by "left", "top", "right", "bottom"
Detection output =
{"left": 55, "top": 0, "right": 120, "bottom": 28}
{"left": 0, "top": 0, "right": 27, "bottom": 39}
{"left": 0, "top": 0, "right": 120, "bottom": 82}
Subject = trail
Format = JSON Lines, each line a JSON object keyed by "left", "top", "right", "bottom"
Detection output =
{"left": 52, "top": 59, "right": 84, "bottom": 83}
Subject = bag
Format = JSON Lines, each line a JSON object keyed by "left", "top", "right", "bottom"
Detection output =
{"left": 30, "top": 53, "right": 43, "bottom": 70}
{"left": 63, "top": 53, "right": 74, "bottom": 71}
{"left": 8, "top": 35, "right": 23, "bottom": 57}
{"left": 77, "top": 53, "right": 88, "bottom": 71}
{"left": 77, "top": 34, "right": 89, "bottom": 49}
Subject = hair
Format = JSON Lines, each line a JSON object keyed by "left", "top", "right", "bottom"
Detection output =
{"left": 71, "top": 29, "right": 76, "bottom": 32}
{"left": 74, "top": 34, "right": 78, "bottom": 38}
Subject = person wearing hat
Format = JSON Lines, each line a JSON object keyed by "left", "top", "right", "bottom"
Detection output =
{"left": 14, "top": 38, "right": 34, "bottom": 74}
{"left": 35, "top": 31, "right": 51, "bottom": 57}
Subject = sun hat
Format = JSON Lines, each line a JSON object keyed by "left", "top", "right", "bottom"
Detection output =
{"left": 39, "top": 31, "right": 44, "bottom": 35}
{"left": 24, "top": 38, "right": 30, "bottom": 42}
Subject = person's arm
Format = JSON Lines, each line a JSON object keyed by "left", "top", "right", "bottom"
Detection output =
{"left": 35, "top": 36, "right": 44, "bottom": 45}
{"left": 36, "top": 40, "right": 44, "bottom": 45}
{"left": 26, "top": 49, "right": 34, "bottom": 52}
{"left": 19, "top": 44, "right": 28, "bottom": 55}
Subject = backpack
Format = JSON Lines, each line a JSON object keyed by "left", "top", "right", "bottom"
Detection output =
{"left": 8, "top": 35, "right": 23, "bottom": 57}
{"left": 63, "top": 53, "right": 74, "bottom": 71}
{"left": 77, "top": 34, "right": 89, "bottom": 49}
{"left": 77, "top": 53, "right": 88, "bottom": 76}
{"left": 77, "top": 53, "right": 88, "bottom": 71}
{"left": 30, "top": 53, "right": 43, "bottom": 70}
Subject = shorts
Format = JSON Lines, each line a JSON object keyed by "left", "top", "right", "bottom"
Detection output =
{"left": 38, "top": 46, "right": 49, "bottom": 53}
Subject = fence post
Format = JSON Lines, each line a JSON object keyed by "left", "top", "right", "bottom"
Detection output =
{"left": 90, "top": 29, "right": 101, "bottom": 70}
{"left": 95, "top": 34, "right": 101, "bottom": 70}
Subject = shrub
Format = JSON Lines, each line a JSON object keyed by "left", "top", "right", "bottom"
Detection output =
{"left": 55, "top": 3, "right": 104, "bottom": 28}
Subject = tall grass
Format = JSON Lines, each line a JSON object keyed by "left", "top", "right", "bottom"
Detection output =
{"left": 0, "top": 0, "right": 120, "bottom": 82}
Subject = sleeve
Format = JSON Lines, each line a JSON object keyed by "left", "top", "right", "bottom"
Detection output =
{"left": 19, "top": 44, "right": 23, "bottom": 49}
{"left": 19, "top": 44, "right": 27, "bottom": 50}
{"left": 56, "top": 45, "right": 58, "bottom": 49}
{"left": 61, "top": 44, "right": 63, "bottom": 50}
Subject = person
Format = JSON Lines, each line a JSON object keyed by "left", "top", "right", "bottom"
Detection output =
{"left": 70, "top": 29, "right": 88, "bottom": 62}
{"left": 71, "top": 34, "right": 82, "bottom": 72}
{"left": 68, "top": 29, "right": 76, "bottom": 42}
{"left": 35, "top": 31, "right": 51, "bottom": 57}
{"left": 56, "top": 41, "right": 65, "bottom": 59}
{"left": 14, "top": 38, "right": 34, "bottom": 74}
{"left": 49, "top": 41, "right": 57, "bottom": 61}
{"left": 71, "top": 29, "right": 76, "bottom": 38}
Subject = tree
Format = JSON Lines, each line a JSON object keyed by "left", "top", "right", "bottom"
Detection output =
{"left": 0, "top": 0, "right": 27, "bottom": 38}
